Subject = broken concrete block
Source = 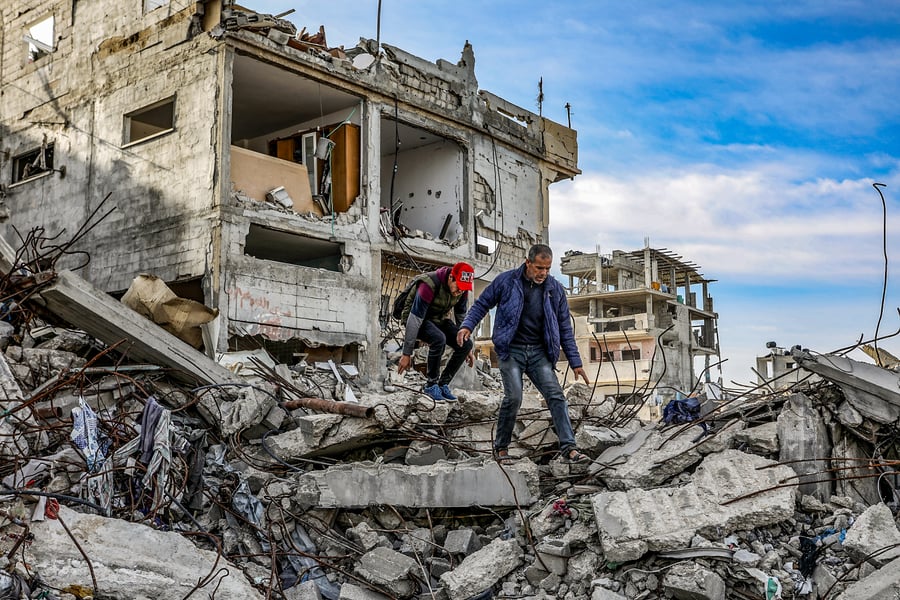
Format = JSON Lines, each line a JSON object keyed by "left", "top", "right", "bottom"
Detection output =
{"left": 567, "top": 549, "right": 603, "bottom": 589}
{"left": 575, "top": 424, "right": 634, "bottom": 455}
{"left": 346, "top": 522, "right": 392, "bottom": 552}
{"left": 444, "top": 528, "right": 482, "bottom": 555}
{"left": 591, "top": 422, "right": 743, "bottom": 491}
{"left": 297, "top": 459, "right": 539, "bottom": 508}
{"left": 591, "top": 587, "right": 628, "bottom": 600}
{"left": 440, "top": 538, "right": 523, "bottom": 600}
{"left": 535, "top": 538, "right": 573, "bottom": 575}
{"left": 426, "top": 556, "right": 452, "bottom": 579}
{"left": 27, "top": 505, "right": 264, "bottom": 599}
{"left": 267, "top": 413, "right": 383, "bottom": 458}
{"left": 834, "top": 554, "right": 900, "bottom": 600}
{"left": 338, "top": 583, "right": 391, "bottom": 600}
{"left": 592, "top": 449, "right": 797, "bottom": 562}
{"left": 662, "top": 562, "right": 725, "bottom": 600}
{"left": 399, "top": 528, "right": 433, "bottom": 558}
{"left": 405, "top": 440, "right": 446, "bottom": 465}
{"left": 284, "top": 580, "right": 323, "bottom": 600}
{"left": 777, "top": 393, "right": 832, "bottom": 500}
{"left": 843, "top": 503, "right": 900, "bottom": 566}
{"left": 732, "top": 421, "right": 779, "bottom": 454}
{"left": 217, "top": 387, "right": 276, "bottom": 436}
{"left": 354, "top": 546, "right": 420, "bottom": 598}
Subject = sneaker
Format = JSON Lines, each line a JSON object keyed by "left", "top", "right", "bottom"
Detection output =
{"left": 438, "top": 384, "right": 458, "bottom": 401}
{"left": 423, "top": 384, "right": 445, "bottom": 402}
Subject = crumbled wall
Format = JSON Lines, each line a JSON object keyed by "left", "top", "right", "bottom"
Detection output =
{"left": 1, "top": 1, "right": 221, "bottom": 291}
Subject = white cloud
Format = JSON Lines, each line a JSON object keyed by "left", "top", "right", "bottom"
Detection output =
{"left": 549, "top": 165, "right": 900, "bottom": 282}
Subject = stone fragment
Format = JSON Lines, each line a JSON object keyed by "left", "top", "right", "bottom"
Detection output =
{"left": 440, "top": 538, "right": 523, "bottom": 600}
{"left": 354, "top": 547, "right": 419, "bottom": 598}
{"left": 444, "top": 528, "right": 482, "bottom": 555}
{"left": 842, "top": 503, "right": 900, "bottom": 566}
{"left": 405, "top": 440, "right": 446, "bottom": 465}
{"left": 662, "top": 562, "right": 725, "bottom": 600}
{"left": 732, "top": 421, "right": 779, "bottom": 454}
{"left": 592, "top": 449, "right": 797, "bottom": 562}
{"left": 338, "top": 583, "right": 391, "bottom": 600}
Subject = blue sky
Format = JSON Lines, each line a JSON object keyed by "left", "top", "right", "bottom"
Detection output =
{"left": 260, "top": 1, "right": 900, "bottom": 384}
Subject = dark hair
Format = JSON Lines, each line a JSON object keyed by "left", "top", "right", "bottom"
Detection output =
{"left": 528, "top": 244, "right": 553, "bottom": 262}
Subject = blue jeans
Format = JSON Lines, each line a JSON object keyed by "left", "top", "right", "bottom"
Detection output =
{"left": 417, "top": 319, "right": 474, "bottom": 386}
{"left": 495, "top": 344, "right": 576, "bottom": 452}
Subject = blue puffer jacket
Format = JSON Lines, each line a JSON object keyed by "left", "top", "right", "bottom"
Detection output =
{"left": 460, "top": 263, "right": 583, "bottom": 368}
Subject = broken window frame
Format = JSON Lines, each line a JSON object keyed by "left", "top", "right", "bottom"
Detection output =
{"left": 25, "top": 15, "right": 55, "bottom": 63}
{"left": 123, "top": 96, "right": 176, "bottom": 147}
{"left": 11, "top": 143, "right": 55, "bottom": 185}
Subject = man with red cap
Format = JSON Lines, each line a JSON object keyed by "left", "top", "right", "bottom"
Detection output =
{"left": 397, "top": 262, "right": 475, "bottom": 401}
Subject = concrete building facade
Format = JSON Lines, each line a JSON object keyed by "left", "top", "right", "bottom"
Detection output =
{"left": 0, "top": 1, "right": 579, "bottom": 379}
{"left": 559, "top": 243, "right": 719, "bottom": 418}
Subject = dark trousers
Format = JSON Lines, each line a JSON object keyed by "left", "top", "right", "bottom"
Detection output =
{"left": 417, "top": 319, "right": 473, "bottom": 386}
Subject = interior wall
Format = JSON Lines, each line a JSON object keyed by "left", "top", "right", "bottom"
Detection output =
{"left": 379, "top": 140, "right": 463, "bottom": 241}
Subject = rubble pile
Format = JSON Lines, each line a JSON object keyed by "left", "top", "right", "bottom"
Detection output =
{"left": 2, "top": 268, "right": 900, "bottom": 599}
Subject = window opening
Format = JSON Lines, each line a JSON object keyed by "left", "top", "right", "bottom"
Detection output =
{"left": 621, "top": 348, "right": 641, "bottom": 361}
{"left": 12, "top": 143, "right": 54, "bottom": 184}
{"left": 26, "top": 16, "right": 55, "bottom": 62}
{"left": 125, "top": 97, "right": 175, "bottom": 144}
{"left": 244, "top": 225, "right": 344, "bottom": 271}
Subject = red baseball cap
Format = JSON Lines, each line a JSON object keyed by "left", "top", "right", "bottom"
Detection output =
{"left": 451, "top": 262, "right": 475, "bottom": 291}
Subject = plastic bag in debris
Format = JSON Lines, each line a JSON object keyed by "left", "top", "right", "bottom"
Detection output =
{"left": 71, "top": 397, "right": 107, "bottom": 471}
{"left": 279, "top": 523, "right": 341, "bottom": 600}
{"left": 0, "top": 571, "right": 31, "bottom": 599}
{"left": 662, "top": 395, "right": 701, "bottom": 425}
{"left": 744, "top": 567, "right": 783, "bottom": 600}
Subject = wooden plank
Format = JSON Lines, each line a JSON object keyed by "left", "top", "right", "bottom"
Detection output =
{"left": 37, "top": 270, "right": 241, "bottom": 386}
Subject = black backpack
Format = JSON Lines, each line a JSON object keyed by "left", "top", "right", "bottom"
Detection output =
{"left": 391, "top": 273, "right": 440, "bottom": 320}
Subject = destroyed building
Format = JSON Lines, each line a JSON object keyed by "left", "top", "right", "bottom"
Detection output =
{"left": 6, "top": 3, "right": 900, "bottom": 600}
{"left": 0, "top": 0, "right": 579, "bottom": 380}
{"left": 560, "top": 243, "right": 720, "bottom": 418}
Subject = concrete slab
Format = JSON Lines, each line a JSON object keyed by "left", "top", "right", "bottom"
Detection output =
{"left": 590, "top": 422, "right": 743, "bottom": 491}
{"left": 591, "top": 449, "right": 797, "bottom": 562}
{"left": 267, "top": 413, "right": 383, "bottom": 458}
{"left": 27, "top": 505, "right": 263, "bottom": 599}
{"left": 297, "top": 458, "right": 539, "bottom": 508}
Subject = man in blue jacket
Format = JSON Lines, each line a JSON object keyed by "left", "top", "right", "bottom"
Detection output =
{"left": 457, "top": 244, "right": 590, "bottom": 464}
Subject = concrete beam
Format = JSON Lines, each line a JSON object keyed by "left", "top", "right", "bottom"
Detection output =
{"left": 36, "top": 270, "right": 241, "bottom": 386}
{"left": 296, "top": 459, "right": 539, "bottom": 508}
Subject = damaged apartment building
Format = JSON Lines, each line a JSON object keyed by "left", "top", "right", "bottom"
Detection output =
{"left": 560, "top": 243, "right": 720, "bottom": 418}
{"left": 0, "top": 0, "right": 579, "bottom": 379}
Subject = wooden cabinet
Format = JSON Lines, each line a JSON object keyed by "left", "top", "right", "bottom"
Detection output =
{"left": 268, "top": 122, "right": 360, "bottom": 213}
{"left": 326, "top": 123, "right": 360, "bottom": 212}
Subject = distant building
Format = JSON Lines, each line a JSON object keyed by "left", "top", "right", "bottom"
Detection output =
{"left": 0, "top": 1, "right": 579, "bottom": 380}
{"left": 755, "top": 343, "right": 818, "bottom": 390}
{"left": 559, "top": 242, "right": 719, "bottom": 419}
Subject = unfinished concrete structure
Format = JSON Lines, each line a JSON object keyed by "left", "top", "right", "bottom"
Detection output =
{"left": 559, "top": 243, "right": 719, "bottom": 418}
{"left": 0, "top": 1, "right": 579, "bottom": 379}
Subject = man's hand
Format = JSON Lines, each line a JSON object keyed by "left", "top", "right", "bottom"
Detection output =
{"left": 398, "top": 354, "right": 412, "bottom": 374}
{"left": 456, "top": 327, "right": 472, "bottom": 346}
{"left": 465, "top": 351, "right": 474, "bottom": 368}
{"left": 573, "top": 366, "right": 590, "bottom": 386}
